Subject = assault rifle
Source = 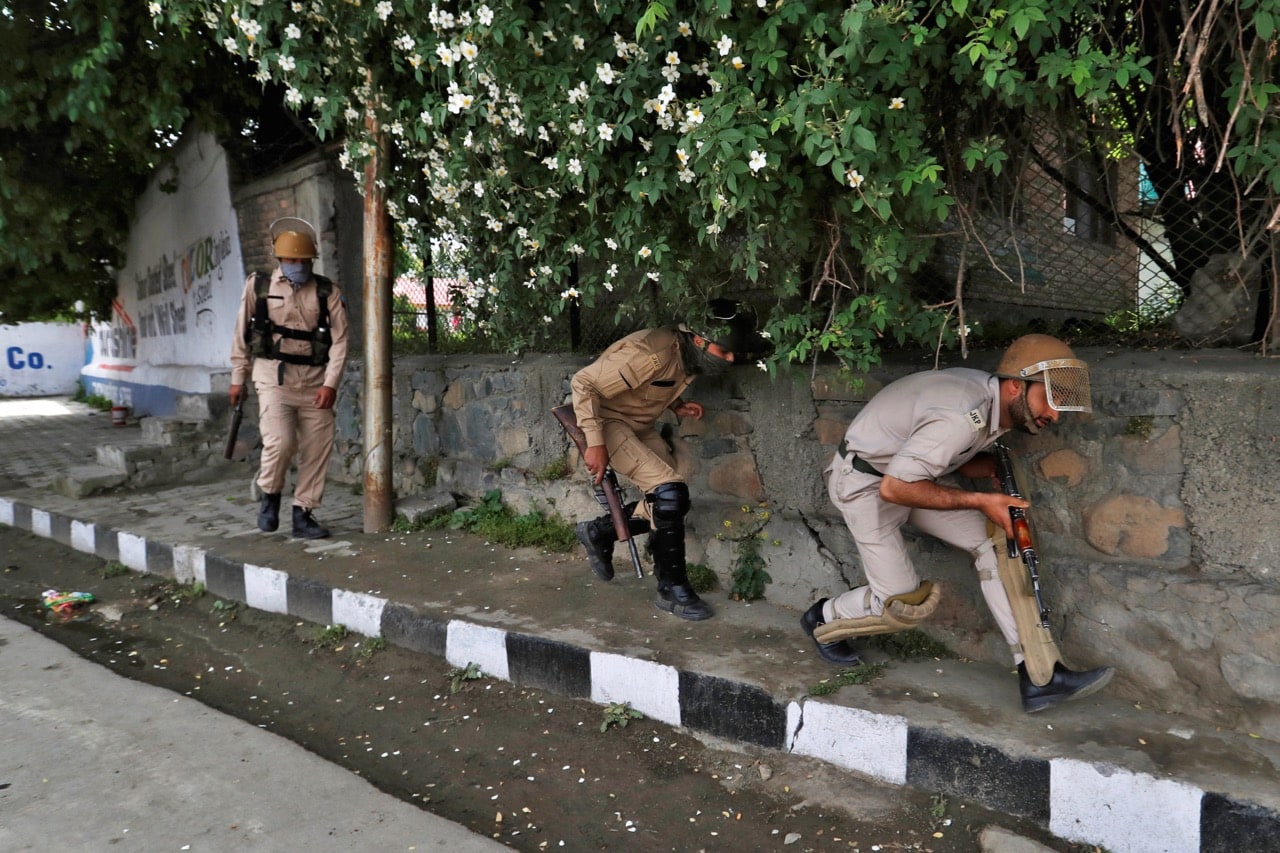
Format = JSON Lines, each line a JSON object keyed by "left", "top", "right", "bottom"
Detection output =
{"left": 991, "top": 442, "right": 1051, "bottom": 628}
{"left": 223, "top": 397, "right": 245, "bottom": 461}
{"left": 551, "top": 404, "right": 644, "bottom": 579}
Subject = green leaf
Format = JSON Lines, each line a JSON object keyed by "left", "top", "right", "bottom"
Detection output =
{"left": 852, "top": 125, "right": 876, "bottom": 152}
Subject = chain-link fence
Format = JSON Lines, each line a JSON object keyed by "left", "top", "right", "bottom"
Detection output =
{"left": 393, "top": 118, "right": 1277, "bottom": 358}
{"left": 928, "top": 116, "right": 1276, "bottom": 351}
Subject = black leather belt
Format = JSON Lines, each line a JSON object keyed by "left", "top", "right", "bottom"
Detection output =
{"left": 837, "top": 440, "right": 883, "bottom": 477}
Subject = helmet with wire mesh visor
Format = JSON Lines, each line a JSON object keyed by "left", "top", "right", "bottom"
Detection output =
{"left": 995, "top": 334, "right": 1092, "bottom": 413}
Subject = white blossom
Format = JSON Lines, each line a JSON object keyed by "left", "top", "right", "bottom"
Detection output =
{"left": 285, "top": 23, "right": 301, "bottom": 40}
{"left": 716, "top": 34, "right": 733, "bottom": 56}
{"left": 596, "top": 63, "right": 616, "bottom": 85}
{"left": 376, "top": 1, "right": 392, "bottom": 21}
{"left": 846, "top": 169, "right": 865, "bottom": 188}
{"left": 597, "top": 123, "right": 614, "bottom": 142}
{"left": 477, "top": 5, "right": 494, "bottom": 26}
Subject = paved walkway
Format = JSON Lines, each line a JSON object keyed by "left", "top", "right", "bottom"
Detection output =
{"left": 1, "top": 397, "right": 1277, "bottom": 853}
{"left": 0, "top": 616, "right": 504, "bottom": 852}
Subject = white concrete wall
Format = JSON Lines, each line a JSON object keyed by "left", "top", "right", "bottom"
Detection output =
{"left": 81, "top": 132, "right": 245, "bottom": 415}
{"left": 0, "top": 322, "right": 87, "bottom": 396}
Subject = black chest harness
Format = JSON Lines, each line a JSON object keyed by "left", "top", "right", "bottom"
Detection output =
{"left": 245, "top": 272, "right": 334, "bottom": 368}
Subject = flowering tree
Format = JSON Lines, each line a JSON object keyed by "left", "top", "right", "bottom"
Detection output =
{"left": 150, "top": 0, "right": 1280, "bottom": 366}
{"left": 0, "top": 0, "right": 259, "bottom": 319}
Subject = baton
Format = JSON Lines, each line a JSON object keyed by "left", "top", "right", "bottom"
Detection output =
{"left": 224, "top": 397, "right": 245, "bottom": 460}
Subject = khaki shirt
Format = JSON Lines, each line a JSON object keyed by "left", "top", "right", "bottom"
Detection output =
{"left": 838, "top": 368, "right": 1006, "bottom": 482}
{"left": 229, "top": 269, "right": 349, "bottom": 391}
{"left": 570, "top": 327, "right": 694, "bottom": 448}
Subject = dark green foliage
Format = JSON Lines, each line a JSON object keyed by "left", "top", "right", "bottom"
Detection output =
{"left": 433, "top": 490, "right": 577, "bottom": 552}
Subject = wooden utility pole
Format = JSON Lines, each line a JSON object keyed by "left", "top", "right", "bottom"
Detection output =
{"left": 362, "top": 114, "right": 394, "bottom": 532}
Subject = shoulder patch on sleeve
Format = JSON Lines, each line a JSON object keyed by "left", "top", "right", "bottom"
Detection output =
{"left": 966, "top": 408, "right": 986, "bottom": 431}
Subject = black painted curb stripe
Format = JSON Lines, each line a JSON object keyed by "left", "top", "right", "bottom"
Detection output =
{"left": 2, "top": 495, "right": 1279, "bottom": 852}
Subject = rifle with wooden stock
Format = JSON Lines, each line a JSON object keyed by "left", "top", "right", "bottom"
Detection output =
{"left": 992, "top": 442, "right": 1051, "bottom": 629}
{"left": 551, "top": 404, "right": 644, "bottom": 578}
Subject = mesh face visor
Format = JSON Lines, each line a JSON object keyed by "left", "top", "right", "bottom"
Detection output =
{"left": 1021, "top": 358, "right": 1092, "bottom": 412}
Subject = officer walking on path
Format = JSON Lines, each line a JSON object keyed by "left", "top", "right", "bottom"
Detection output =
{"left": 801, "top": 334, "right": 1114, "bottom": 712}
{"left": 570, "top": 300, "right": 768, "bottom": 621}
{"left": 229, "top": 217, "right": 349, "bottom": 540}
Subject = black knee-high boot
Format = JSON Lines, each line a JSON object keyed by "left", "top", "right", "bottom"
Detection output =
{"left": 650, "top": 523, "right": 713, "bottom": 621}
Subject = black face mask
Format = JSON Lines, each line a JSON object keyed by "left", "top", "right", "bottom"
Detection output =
{"left": 678, "top": 331, "right": 731, "bottom": 377}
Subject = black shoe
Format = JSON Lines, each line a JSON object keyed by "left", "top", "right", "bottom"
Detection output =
{"left": 655, "top": 584, "right": 714, "bottom": 621}
{"left": 800, "top": 598, "right": 863, "bottom": 665}
{"left": 292, "top": 506, "right": 330, "bottom": 540}
{"left": 1019, "top": 661, "right": 1114, "bottom": 713}
{"left": 258, "top": 493, "right": 281, "bottom": 532}
{"left": 576, "top": 519, "right": 615, "bottom": 581}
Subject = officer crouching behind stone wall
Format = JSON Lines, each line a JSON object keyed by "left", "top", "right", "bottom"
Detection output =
{"left": 801, "top": 334, "right": 1114, "bottom": 713}
{"left": 571, "top": 299, "right": 771, "bottom": 621}
{"left": 229, "top": 217, "right": 349, "bottom": 540}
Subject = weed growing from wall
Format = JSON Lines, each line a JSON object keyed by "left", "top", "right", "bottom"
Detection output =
{"left": 716, "top": 503, "right": 777, "bottom": 601}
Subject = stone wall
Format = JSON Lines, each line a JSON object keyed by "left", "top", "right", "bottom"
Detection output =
{"left": 329, "top": 347, "right": 1280, "bottom": 735}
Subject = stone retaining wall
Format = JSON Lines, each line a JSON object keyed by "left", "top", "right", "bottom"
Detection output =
{"left": 330, "top": 347, "right": 1280, "bottom": 735}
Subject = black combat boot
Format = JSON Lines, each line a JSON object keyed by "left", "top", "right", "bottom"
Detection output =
{"left": 576, "top": 504, "right": 650, "bottom": 581}
{"left": 800, "top": 598, "right": 863, "bottom": 665}
{"left": 292, "top": 506, "right": 330, "bottom": 540}
{"left": 650, "top": 524, "right": 713, "bottom": 621}
{"left": 258, "top": 492, "right": 281, "bottom": 532}
{"left": 576, "top": 515, "right": 617, "bottom": 580}
{"left": 1019, "top": 661, "right": 1114, "bottom": 713}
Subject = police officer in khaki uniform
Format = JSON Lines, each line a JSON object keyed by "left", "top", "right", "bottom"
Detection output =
{"left": 571, "top": 300, "right": 766, "bottom": 621}
{"left": 229, "top": 218, "right": 349, "bottom": 540}
{"left": 801, "top": 334, "right": 1114, "bottom": 712}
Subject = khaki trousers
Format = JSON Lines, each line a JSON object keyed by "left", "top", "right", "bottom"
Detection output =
{"left": 825, "top": 463, "right": 1021, "bottom": 661}
{"left": 601, "top": 421, "right": 683, "bottom": 524}
{"left": 255, "top": 382, "right": 335, "bottom": 510}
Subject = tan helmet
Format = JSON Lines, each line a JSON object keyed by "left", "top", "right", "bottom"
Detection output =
{"left": 269, "top": 217, "right": 319, "bottom": 259}
{"left": 995, "top": 334, "right": 1092, "bottom": 412}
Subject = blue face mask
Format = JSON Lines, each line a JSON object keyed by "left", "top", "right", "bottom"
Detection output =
{"left": 280, "top": 260, "right": 313, "bottom": 284}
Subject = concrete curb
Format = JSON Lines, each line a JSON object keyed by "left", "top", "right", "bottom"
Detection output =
{"left": 4, "top": 494, "right": 1277, "bottom": 853}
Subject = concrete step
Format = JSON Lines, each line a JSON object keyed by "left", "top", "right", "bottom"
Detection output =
{"left": 53, "top": 465, "right": 128, "bottom": 499}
